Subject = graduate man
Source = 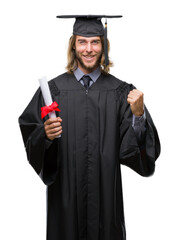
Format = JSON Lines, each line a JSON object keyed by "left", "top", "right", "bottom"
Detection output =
{"left": 19, "top": 15, "right": 160, "bottom": 240}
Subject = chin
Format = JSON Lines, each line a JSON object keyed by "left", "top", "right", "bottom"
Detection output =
{"left": 83, "top": 59, "right": 96, "bottom": 67}
{"left": 85, "top": 63, "right": 95, "bottom": 69}
{"left": 84, "top": 64, "right": 98, "bottom": 72}
{"left": 83, "top": 59, "right": 100, "bottom": 69}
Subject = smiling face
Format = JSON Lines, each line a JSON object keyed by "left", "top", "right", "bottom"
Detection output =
{"left": 74, "top": 35, "right": 103, "bottom": 74}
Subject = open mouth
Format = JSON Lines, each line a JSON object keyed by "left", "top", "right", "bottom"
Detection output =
{"left": 83, "top": 55, "right": 96, "bottom": 61}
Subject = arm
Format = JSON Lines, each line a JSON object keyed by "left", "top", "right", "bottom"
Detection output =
{"left": 18, "top": 88, "right": 61, "bottom": 185}
{"left": 119, "top": 87, "right": 160, "bottom": 177}
{"left": 129, "top": 89, "right": 147, "bottom": 146}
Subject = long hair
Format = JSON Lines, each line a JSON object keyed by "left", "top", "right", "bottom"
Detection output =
{"left": 66, "top": 35, "right": 113, "bottom": 74}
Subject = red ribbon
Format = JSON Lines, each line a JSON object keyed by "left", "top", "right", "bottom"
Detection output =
{"left": 41, "top": 101, "right": 61, "bottom": 119}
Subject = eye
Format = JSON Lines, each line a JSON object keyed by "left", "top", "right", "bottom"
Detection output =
{"left": 92, "top": 40, "right": 100, "bottom": 45}
{"left": 78, "top": 40, "right": 86, "bottom": 45}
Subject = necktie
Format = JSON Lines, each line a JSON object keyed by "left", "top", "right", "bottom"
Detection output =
{"left": 82, "top": 75, "right": 91, "bottom": 89}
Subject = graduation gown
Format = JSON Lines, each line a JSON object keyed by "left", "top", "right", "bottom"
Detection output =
{"left": 19, "top": 72, "right": 160, "bottom": 240}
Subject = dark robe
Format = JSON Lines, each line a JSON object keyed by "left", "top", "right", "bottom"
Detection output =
{"left": 19, "top": 72, "right": 160, "bottom": 240}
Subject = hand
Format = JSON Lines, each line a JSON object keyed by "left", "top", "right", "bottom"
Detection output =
{"left": 127, "top": 89, "right": 144, "bottom": 116}
{"left": 44, "top": 117, "right": 62, "bottom": 141}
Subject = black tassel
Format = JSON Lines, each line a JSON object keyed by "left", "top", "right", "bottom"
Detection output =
{"left": 104, "top": 19, "right": 109, "bottom": 66}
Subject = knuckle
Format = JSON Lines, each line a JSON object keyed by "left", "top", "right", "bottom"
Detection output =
{"left": 44, "top": 120, "right": 49, "bottom": 125}
{"left": 48, "top": 118, "right": 53, "bottom": 123}
{"left": 53, "top": 127, "right": 58, "bottom": 133}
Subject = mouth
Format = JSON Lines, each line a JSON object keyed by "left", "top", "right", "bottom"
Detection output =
{"left": 82, "top": 55, "right": 96, "bottom": 61}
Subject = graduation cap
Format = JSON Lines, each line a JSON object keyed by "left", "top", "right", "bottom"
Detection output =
{"left": 56, "top": 15, "right": 123, "bottom": 66}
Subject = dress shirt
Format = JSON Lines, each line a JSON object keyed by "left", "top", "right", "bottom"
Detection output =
{"left": 74, "top": 67, "right": 101, "bottom": 86}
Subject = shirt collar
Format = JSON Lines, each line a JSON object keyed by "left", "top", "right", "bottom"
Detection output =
{"left": 74, "top": 67, "right": 101, "bottom": 83}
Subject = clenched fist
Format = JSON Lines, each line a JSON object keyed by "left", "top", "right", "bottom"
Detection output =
{"left": 127, "top": 89, "right": 144, "bottom": 117}
{"left": 44, "top": 117, "right": 62, "bottom": 141}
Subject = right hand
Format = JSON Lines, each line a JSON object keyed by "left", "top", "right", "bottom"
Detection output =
{"left": 44, "top": 117, "right": 62, "bottom": 141}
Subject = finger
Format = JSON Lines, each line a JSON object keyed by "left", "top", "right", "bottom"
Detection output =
{"left": 128, "top": 93, "right": 143, "bottom": 102}
{"left": 47, "top": 129, "right": 63, "bottom": 139}
{"left": 45, "top": 120, "right": 61, "bottom": 129}
{"left": 127, "top": 94, "right": 138, "bottom": 101}
{"left": 131, "top": 89, "right": 144, "bottom": 97}
{"left": 45, "top": 125, "right": 62, "bottom": 135}
{"left": 128, "top": 97, "right": 138, "bottom": 103}
{"left": 128, "top": 91, "right": 140, "bottom": 98}
{"left": 128, "top": 91, "right": 138, "bottom": 97}
{"left": 46, "top": 126, "right": 62, "bottom": 134}
{"left": 44, "top": 117, "right": 62, "bottom": 126}
{"left": 131, "top": 89, "right": 140, "bottom": 93}
{"left": 57, "top": 117, "right": 63, "bottom": 122}
{"left": 129, "top": 89, "right": 143, "bottom": 94}
{"left": 132, "top": 89, "right": 143, "bottom": 93}
{"left": 127, "top": 98, "right": 135, "bottom": 105}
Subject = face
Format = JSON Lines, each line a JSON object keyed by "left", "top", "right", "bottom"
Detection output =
{"left": 74, "top": 35, "right": 103, "bottom": 74}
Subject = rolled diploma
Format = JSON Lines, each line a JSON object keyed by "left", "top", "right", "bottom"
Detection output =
{"left": 39, "top": 76, "right": 61, "bottom": 137}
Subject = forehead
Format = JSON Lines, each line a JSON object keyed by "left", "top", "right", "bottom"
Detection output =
{"left": 76, "top": 35, "right": 101, "bottom": 41}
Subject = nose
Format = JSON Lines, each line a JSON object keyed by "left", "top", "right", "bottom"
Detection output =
{"left": 86, "top": 42, "right": 92, "bottom": 53}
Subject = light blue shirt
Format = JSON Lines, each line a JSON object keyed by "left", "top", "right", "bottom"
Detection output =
{"left": 74, "top": 67, "right": 101, "bottom": 86}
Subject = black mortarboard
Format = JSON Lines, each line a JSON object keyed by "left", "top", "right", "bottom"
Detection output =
{"left": 56, "top": 15, "right": 123, "bottom": 66}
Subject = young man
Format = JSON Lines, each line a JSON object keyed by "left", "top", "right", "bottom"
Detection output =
{"left": 19, "top": 15, "right": 160, "bottom": 240}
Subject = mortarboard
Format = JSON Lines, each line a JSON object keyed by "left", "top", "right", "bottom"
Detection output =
{"left": 56, "top": 15, "right": 123, "bottom": 66}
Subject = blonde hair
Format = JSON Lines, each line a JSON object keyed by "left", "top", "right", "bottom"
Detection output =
{"left": 66, "top": 35, "right": 113, "bottom": 74}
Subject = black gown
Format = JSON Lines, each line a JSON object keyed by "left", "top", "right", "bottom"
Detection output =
{"left": 19, "top": 72, "right": 160, "bottom": 240}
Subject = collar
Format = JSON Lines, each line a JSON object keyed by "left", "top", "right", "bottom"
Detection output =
{"left": 74, "top": 67, "right": 101, "bottom": 83}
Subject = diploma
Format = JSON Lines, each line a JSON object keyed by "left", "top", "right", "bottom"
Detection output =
{"left": 39, "top": 76, "right": 56, "bottom": 118}
{"left": 39, "top": 76, "right": 61, "bottom": 137}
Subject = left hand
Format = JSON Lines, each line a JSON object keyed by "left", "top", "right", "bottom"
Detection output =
{"left": 127, "top": 89, "right": 144, "bottom": 116}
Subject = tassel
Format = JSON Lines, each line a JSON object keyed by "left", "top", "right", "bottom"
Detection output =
{"left": 104, "top": 18, "right": 109, "bottom": 66}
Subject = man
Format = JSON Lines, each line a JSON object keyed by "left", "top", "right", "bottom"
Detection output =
{"left": 19, "top": 15, "right": 160, "bottom": 240}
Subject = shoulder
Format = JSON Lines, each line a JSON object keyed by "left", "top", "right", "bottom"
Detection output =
{"left": 50, "top": 72, "right": 70, "bottom": 85}
{"left": 101, "top": 73, "right": 135, "bottom": 92}
{"left": 48, "top": 72, "right": 74, "bottom": 94}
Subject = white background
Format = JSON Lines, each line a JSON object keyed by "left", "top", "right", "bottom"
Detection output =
{"left": 0, "top": 0, "right": 179, "bottom": 239}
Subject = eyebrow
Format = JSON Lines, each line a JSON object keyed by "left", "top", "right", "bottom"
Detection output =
{"left": 77, "top": 39, "right": 87, "bottom": 42}
{"left": 77, "top": 38, "right": 101, "bottom": 42}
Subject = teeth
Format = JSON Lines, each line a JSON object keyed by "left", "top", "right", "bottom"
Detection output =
{"left": 84, "top": 56, "right": 94, "bottom": 59}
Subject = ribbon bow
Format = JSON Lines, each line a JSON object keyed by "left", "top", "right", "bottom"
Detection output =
{"left": 41, "top": 101, "right": 61, "bottom": 119}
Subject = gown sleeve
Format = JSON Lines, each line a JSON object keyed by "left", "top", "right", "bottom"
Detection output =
{"left": 18, "top": 88, "right": 60, "bottom": 185}
{"left": 132, "top": 113, "right": 147, "bottom": 146}
{"left": 118, "top": 84, "right": 161, "bottom": 177}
